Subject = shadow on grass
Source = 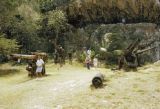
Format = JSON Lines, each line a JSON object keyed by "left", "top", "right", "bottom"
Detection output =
{"left": 0, "top": 69, "right": 20, "bottom": 76}
{"left": 16, "top": 74, "right": 53, "bottom": 84}
{"left": 16, "top": 78, "right": 34, "bottom": 84}
{"left": 90, "top": 83, "right": 107, "bottom": 90}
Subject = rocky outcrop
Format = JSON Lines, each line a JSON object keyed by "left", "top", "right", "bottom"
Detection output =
{"left": 65, "top": 0, "right": 160, "bottom": 27}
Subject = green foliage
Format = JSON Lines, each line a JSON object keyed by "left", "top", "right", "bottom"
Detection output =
{"left": 76, "top": 51, "right": 86, "bottom": 63}
{"left": 107, "top": 33, "right": 126, "bottom": 52}
{"left": 0, "top": 34, "right": 19, "bottom": 54}
{"left": 106, "top": 52, "right": 118, "bottom": 64}
{"left": 46, "top": 10, "right": 68, "bottom": 49}
{"left": 1, "top": 1, "right": 46, "bottom": 53}
{"left": 90, "top": 50, "right": 96, "bottom": 59}
{"left": 0, "top": 0, "right": 21, "bottom": 27}
{"left": 76, "top": 50, "right": 95, "bottom": 63}
{"left": 48, "top": 10, "right": 67, "bottom": 29}
{"left": 113, "top": 50, "right": 123, "bottom": 56}
{"left": 88, "top": 23, "right": 158, "bottom": 64}
{"left": 39, "top": 0, "right": 71, "bottom": 13}
{"left": 0, "top": 0, "right": 159, "bottom": 65}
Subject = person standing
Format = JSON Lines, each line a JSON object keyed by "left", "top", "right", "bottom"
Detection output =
{"left": 36, "top": 56, "right": 44, "bottom": 77}
{"left": 57, "top": 45, "right": 65, "bottom": 68}
{"left": 93, "top": 57, "right": 98, "bottom": 68}
{"left": 54, "top": 49, "right": 59, "bottom": 64}
{"left": 68, "top": 52, "right": 73, "bottom": 65}
{"left": 85, "top": 56, "right": 91, "bottom": 70}
{"left": 87, "top": 48, "right": 91, "bottom": 58}
{"left": 26, "top": 60, "right": 33, "bottom": 77}
{"left": 26, "top": 59, "right": 36, "bottom": 77}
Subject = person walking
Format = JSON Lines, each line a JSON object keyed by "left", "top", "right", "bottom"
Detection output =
{"left": 57, "top": 45, "right": 65, "bottom": 68}
{"left": 85, "top": 56, "right": 91, "bottom": 70}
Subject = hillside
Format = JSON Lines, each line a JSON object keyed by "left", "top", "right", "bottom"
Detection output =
{"left": 0, "top": 0, "right": 160, "bottom": 56}
{"left": 65, "top": 0, "right": 160, "bottom": 27}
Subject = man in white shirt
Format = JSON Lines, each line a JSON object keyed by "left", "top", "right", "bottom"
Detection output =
{"left": 36, "top": 56, "right": 44, "bottom": 77}
{"left": 87, "top": 49, "right": 91, "bottom": 57}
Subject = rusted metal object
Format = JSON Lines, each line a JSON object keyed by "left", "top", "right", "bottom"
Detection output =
{"left": 92, "top": 73, "right": 105, "bottom": 88}
{"left": 26, "top": 60, "right": 37, "bottom": 77}
{"left": 118, "top": 38, "right": 156, "bottom": 70}
{"left": 136, "top": 46, "right": 156, "bottom": 55}
{"left": 118, "top": 39, "right": 140, "bottom": 70}
{"left": 10, "top": 52, "right": 47, "bottom": 62}
{"left": 31, "top": 52, "right": 48, "bottom": 61}
{"left": 10, "top": 52, "right": 47, "bottom": 77}
{"left": 10, "top": 54, "right": 37, "bottom": 60}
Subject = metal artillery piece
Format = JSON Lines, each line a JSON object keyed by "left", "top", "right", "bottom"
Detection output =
{"left": 10, "top": 52, "right": 47, "bottom": 62}
{"left": 10, "top": 52, "right": 47, "bottom": 77}
{"left": 31, "top": 52, "right": 48, "bottom": 62}
{"left": 118, "top": 38, "right": 140, "bottom": 70}
{"left": 92, "top": 73, "right": 105, "bottom": 88}
{"left": 118, "top": 38, "right": 156, "bottom": 70}
{"left": 10, "top": 54, "right": 37, "bottom": 61}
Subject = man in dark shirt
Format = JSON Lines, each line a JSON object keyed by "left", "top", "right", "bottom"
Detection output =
{"left": 57, "top": 45, "right": 65, "bottom": 67}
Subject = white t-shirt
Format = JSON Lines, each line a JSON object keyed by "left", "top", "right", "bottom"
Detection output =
{"left": 36, "top": 59, "right": 44, "bottom": 67}
{"left": 93, "top": 58, "right": 98, "bottom": 66}
{"left": 87, "top": 50, "right": 91, "bottom": 56}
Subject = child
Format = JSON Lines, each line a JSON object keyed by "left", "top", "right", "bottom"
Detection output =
{"left": 26, "top": 59, "right": 36, "bottom": 77}
{"left": 93, "top": 57, "right": 98, "bottom": 68}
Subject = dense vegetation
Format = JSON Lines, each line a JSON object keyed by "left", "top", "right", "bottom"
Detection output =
{"left": 0, "top": 0, "right": 160, "bottom": 63}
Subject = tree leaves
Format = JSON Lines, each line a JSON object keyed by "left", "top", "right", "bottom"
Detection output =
{"left": 0, "top": 34, "right": 19, "bottom": 54}
{"left": 48, "top": 10, "right": 67, "bottom": 29}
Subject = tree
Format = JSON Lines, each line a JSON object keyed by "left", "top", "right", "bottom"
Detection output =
{"left": 1, "top": 2, "right": 45, "bottom": 53}
{"left": 0, "top": 0, "right": 21, "bottom": 29}
{"left": 39, "top": 0, "right": 71, "bottom": 13}
{"left": 47, "top": 10, "right": 67, "bottom": 48}
{"left": 0, "top": 34, "right": 19, "bottom": 54}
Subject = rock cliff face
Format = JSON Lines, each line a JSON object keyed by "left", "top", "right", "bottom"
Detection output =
{"left": 65, "top": 0, "right": 160, "bottom": 27}
{"left": 42, "top": 0, "right": 160, "bottom": 63}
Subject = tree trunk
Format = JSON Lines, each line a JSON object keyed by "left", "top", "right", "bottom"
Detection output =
{"left": 53, "top": 29, "right": 59, "bottom": 50}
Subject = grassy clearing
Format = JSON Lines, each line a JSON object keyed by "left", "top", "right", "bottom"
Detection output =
{"left": 0, "top": 62, "right": 160, "bottom": 109}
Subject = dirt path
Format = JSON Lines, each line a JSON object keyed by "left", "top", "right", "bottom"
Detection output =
{"left": 0, "top": 63, "right": 160, "bottom": 109}
{"left": 0, "top": 63, "right": 98, "bottom": 109}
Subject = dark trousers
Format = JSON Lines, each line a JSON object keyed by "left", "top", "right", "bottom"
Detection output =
{"left": 86, "top": 63, "right": 90, "bottom": 70}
